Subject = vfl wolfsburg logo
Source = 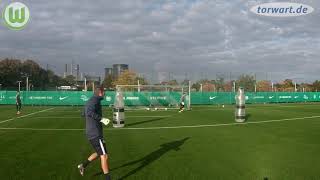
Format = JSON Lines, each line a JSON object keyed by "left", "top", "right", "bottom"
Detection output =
{"left": 2, "top": 2, "right": 30, "bottom": 30}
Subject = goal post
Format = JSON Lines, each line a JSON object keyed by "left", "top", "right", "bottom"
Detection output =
{"left": 115, "top": 83, "right": 191, "bottom": 110}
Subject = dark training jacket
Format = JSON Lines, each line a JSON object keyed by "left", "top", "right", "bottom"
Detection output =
{"left": 82, "top": 95, "right": 104, "bottom": 140}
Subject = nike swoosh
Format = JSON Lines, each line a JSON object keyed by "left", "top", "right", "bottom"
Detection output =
{"left": 81, "top": 95, "right": 89, "bottom": 101}
{"left": 59, "top": 96, "right": 68, "bottom": 100}
{"left": 209, "top": 96, "right": 217, "bottom": 100}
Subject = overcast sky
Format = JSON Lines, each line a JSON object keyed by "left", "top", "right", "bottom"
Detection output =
{"left": 0, "top": 0, "right": 319, "bottom": 83}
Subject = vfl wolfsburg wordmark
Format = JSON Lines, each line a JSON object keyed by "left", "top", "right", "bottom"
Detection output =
{"left": 2, "top": 2, "right": 30, "bottom": 30}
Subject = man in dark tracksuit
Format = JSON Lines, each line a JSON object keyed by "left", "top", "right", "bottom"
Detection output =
{"left": 78, "top": 87, "right": 111, "bottom": 180}
{"left": 16, "top": 91, "right": 22, "bottom": 115}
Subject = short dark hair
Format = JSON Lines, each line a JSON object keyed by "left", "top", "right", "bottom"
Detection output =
{"left": 94, "top": 86, "right": 105, "bottom": 96}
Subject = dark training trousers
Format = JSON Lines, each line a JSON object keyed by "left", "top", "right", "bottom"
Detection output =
{"left": 16, "top": 103, "right": 21, "bottom": 112}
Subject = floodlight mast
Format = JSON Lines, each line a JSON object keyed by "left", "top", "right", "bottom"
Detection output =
{"left": 17, "top": 81, "right": 22, "bottom": 92}
{"left": 188, "top": 80, "right": 191, "bottom": 110}
{"left": 26, "top": 76, "right": 29, "bottom": 91}
{"left": 84, "top": 77, "right": 87, "bottom": 91}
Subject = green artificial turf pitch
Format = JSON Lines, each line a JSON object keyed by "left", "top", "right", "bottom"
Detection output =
{"left": 0, "top": 104, "right": 320, "bottom": 180}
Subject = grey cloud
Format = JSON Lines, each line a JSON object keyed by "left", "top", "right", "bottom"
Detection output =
{"left": 0, "top": 0, "right": 319, "bottom": 82}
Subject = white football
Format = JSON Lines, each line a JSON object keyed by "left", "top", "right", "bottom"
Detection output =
{"left": 100, "top": 118, "right": 110, "bottom": 126}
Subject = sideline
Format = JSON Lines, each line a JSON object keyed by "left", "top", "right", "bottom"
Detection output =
{"left": 0, "top": 115, "right": 319, "bottom": 131}
{"left": 0, "top": 108, "right": 55, "bottom": 124}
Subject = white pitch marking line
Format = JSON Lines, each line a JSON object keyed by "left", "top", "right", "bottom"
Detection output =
{"left": 0, "top": 108, "right": 55, "bottom": 124}
{"left": 32, "top": 117, "right": 81, "bottom": 119}
{"left": 31, "top": 115, "right": 172, "bottom": 119}
{"left": 128, "top": 115, "right": 172, "bottom": 118}
{"left": 0, "top": 127, "right": 84, "bottom": 131}
{"left": 0, "top": 115, "right": 320, "bottom": 131}
{"left": 121, "top": 115, "right": 320, "bottom": 130}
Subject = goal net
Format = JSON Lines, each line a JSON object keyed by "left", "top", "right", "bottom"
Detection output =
{"left": 115, "top": 84, "right": 191, "bottom": 110}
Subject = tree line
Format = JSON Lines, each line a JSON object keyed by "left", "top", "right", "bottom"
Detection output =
{"left": 2, "top": 58, "right": 320, "bottom": 92}
{"left": 106, "top": 72, "right": 320, "bottom": 92}
{"left": 0, "top": 58, "right": 75, "bottom": 90}
{"left": 191, "top": 75, "right": 320, "bottom": 92}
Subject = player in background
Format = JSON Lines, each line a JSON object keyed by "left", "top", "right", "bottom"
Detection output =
{"left": 179, "top": 92, "right": 187, "bottom": 113}
{"left": 16, "top": 91, "right": 22, "bottom": 115}
{"left": 77, "top": 86, "right": 111, "bottom": 180}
